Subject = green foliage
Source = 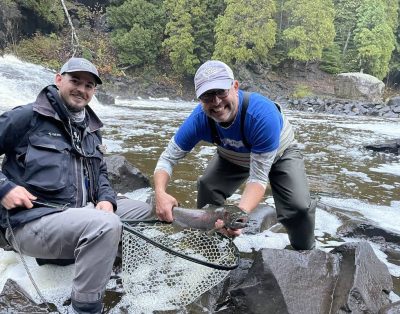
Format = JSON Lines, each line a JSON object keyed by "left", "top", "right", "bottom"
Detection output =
{"left": 162, "top": 0, "right": 224, "bottom": 75}
{"left": 385, "top": 0, "right": 400, "bottom": 83}
{"left": 353, "top": 0, "right": 395, "bottom": 79}
{"left": 4, "top": 0, "right": 400, "bottom": 82}
{"left": 282, "top": 0, "right": 335, "bottom": 62}
{"left": 107, "top": 0, "right": 166, "bottom": 66}
{"left": 384, "top": 0, "right": 399, "bottom": 31}
{"left": 0, "top": 0, "right": 22, "bottom": 49}
{"left": 16, "top": 0, "right": 65, "bottom": 28}
{"left": 10, "top": 32, "right": 64, "bottom": 69}
{"left": 332, "top": 0, "right": 359, "bottom": 71}
{"left": 77, "top": 29, "right": 122, "bottom": 77}
{"left": 320, "top": 43, "right": 342, "bottom": 74}
{"left": 291, "top": 84, "right": 313, "bottom": 99}
{"left": 190, "top": 0, "right": 224, "bottom": 63}
{"left": 213, "top": 0, "right": 277, "bottom": 66}
{"left": 163, "top": 0, "right": 198, "bottom": 75}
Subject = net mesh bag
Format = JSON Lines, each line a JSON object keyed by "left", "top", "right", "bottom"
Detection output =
{"left": 121, "top": 221, "right": 239, "bottom": 313}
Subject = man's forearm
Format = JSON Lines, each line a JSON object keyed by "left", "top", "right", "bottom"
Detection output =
{"left": 154, "top": 170, "right": 171, "bottom": 193}
{"left": 239, "top": 182, "right": 266, "bottom": 213}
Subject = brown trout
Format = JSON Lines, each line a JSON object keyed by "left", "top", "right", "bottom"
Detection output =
{"left": 172, "top": 204, "right": 249, "bottom": 230}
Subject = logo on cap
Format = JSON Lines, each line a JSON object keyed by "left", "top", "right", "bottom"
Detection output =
{"left": 202, "top": 67, "right": 223, "bottom": 78}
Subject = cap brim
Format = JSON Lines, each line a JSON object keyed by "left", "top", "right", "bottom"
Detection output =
{"left": 196, "top": 79, "right": 233, "bottom": 98}
{"left": 62, "top": 69, "right": 102, "bottom": 85}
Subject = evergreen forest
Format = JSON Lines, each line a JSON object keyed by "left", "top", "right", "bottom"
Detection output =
{"left": 1, "top": 0, "right": 399, "bottom": 85}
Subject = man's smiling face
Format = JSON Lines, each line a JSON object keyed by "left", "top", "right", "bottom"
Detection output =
{"left": 55, "top": 72, "right": 96, "bottom": 112}
{"left": 200, "top": 80, "right": 239, "bottom": 124}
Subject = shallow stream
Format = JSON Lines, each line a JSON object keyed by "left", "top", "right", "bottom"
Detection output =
{"left": 0, "top": 55, "right": 399, "bottom": 312}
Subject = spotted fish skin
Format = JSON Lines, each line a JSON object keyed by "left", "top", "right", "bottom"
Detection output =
{"left": 172, "top": 204, "right": 249, "bottom": 230}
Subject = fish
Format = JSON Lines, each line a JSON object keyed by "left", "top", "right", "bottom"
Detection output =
{"left": 172, "top": 204, "right": 249, "bottom": 231}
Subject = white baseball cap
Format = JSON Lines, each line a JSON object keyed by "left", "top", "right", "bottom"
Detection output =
{"left": 194, "top": 60, "right": 234, "bottom": 98}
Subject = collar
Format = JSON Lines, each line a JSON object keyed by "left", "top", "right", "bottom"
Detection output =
{"left": 32, "top": 85, "right": 103, "bottom": 132}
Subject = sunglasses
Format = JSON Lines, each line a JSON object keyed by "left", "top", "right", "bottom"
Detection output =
{"left": 199, "top": 89, "right": 230, "bottom": 103}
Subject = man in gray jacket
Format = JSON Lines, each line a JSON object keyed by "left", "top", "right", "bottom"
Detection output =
{"left": 0, "top": 57, "right": 151, "bottom": 313}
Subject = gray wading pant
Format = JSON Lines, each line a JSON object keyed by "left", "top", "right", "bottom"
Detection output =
{"left": 5, "top": 198, "right": 152, "bottom": 304}
{"left": 197, "top": 145, "right": 315, "bottom": 250}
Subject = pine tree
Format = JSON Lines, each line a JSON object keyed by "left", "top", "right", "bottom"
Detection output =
{"left": 213, "top": 0, "right": 277, "bottom": 65}
{"left": 191, "top": 0, "right": 225, "bottom": 64}
{"left": 332, "top": 0, "right": 360, "bottom": 71}
{"left": 320, "top": 43, "right": 342, "bottom": 74}
{"left": 163, "top": 0, "right": 198, "bottom": 75}
{"left": 282, "top": 0, "right": 335, "bottom": 62}
{"left": 107, "top": 0, "right": 166, "bottom": 66}
{"left": 353, "top": 0, "right": 395, "bottom": 79}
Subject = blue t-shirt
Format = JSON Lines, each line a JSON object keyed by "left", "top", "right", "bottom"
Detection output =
{"left": 174, "top": 90, "right": 283, "bottom": 154}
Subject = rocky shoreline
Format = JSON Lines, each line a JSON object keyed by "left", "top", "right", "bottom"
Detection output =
{"left": 280, "top": 96, "right": 400, "bottom": 118}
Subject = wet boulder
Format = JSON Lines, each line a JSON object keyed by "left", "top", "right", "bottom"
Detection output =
{"left": 334, "top": 73, "right": 384, "bottom": 102}
{"left": 337, "top": 219, "right": 400, "bottom": 245}
{"left": 330, "top": 242, "right": 393, "bottom": 313}
{"left": 0, "top": 278, "right": 49, "bottom": 313}
{"left": 96, "top": 90, "right": 115, "bottom": 104}
{"left": 365, "top": 139, "right": 400, "bottom": 155}
{"left": 104, "top": 155, "right": 150, "bottom": 193}
{"left": 386, "top": 96, "right": 400, "bottom": 110}
{"left": 222, "top": 248, "right": 340, "bottom": 314}
{"left": 219, "top": 241, "right": 393, "bottom": 314}
{"left": 379, "top": 300, "right": 400, "bottom": 314}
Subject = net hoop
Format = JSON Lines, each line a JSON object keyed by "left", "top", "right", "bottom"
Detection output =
{"left": 121, "top": 219, "right": 240, "bottom": 270}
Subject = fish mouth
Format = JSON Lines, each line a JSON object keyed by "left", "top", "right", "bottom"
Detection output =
{"left": 227, "top": 217, "right": 249, "bottom": 229}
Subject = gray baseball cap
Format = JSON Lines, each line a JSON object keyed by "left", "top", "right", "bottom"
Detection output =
{"left": 60, "top": 57, "right": 102, "bottom": 85}
{"left": 194, "top": 60, "right": 234, "bottom": 98}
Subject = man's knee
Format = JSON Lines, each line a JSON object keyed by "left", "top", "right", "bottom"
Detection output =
{"left": 115, "top": 198, "right": 153, "bottom": 220}
{"left": 280, "top": 197, "right": 316, "bottom": 220}
{"left": 85, "top": 213, "right": 122, "bottom": 244}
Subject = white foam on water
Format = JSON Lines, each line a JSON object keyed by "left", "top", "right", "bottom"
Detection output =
{"left": 123, "top": 187, "right": 153, "bottom": 203}
{"left": 0, "top": 249, "right": 73, "bottom": 308}
{"left": 340, "top": 121, "right": 400, "bottom": 138}
{"left": 390, "top": 291, "right": 400, "bottom": 302}
{"left": 102, "top": 138, "right": 126, "bottom": 153}
{"left": 315, "top": 207, "right": 342, "bottom": 237}
{"left": 234, "top": 230, "right": 290, "bottom": 253}
{"left": 321, "top": 197, "right": 400, "bottom": 235}
{"left": 235, "top": 206, "right": 342, "bottom": 253}
{"left": 379, "top": 184, "right": 396, "bottom": 190}
{"left": 340, "top": 168, "right": 373, "bottom": 182}
{"left": 370, "top": 163, "right": 400, "bottom": 176}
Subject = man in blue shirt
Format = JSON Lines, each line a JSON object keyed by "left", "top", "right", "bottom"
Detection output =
{"left": 154, "top": 60, "right": 315, "bottom": 250}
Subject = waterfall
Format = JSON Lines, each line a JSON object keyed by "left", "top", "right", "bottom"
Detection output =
{"left": 0, "top": 54, "right": 100, "bottom": 113}
{"left": 0, "top": 55, "right": 55, "bottom": 111}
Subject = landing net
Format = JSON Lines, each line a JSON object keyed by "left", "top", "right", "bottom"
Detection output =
{"left": 121, "top": 220, "right": 239, "bottom": 312}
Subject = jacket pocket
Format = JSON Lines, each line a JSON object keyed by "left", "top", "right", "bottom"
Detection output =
{"left": 24, "top": 133, "right": 71, "bottom": 192}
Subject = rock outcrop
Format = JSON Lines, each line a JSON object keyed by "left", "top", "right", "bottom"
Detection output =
{"left": 217, "top": 242, "right": 393, "bottom": 314}
{"left": 334, "top": 73, "right": 385, "bottom": 102}
{"left": 365, "top": 139, "right": 400, "bottom": 155}
{"left": 104, "top": 154, "right": 151, "bottom": 193}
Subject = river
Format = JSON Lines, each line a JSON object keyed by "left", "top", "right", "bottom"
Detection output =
{"left": 0, "top": 55, "right": 399, "bottom": 312}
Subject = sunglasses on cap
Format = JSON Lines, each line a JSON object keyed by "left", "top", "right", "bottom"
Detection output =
{"left": 199, "top": 89, "right": 231, "bottom": 103}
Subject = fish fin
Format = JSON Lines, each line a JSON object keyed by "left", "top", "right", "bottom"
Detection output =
{"left": 206, "top": 228, "right": 218, "bottom": 236}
